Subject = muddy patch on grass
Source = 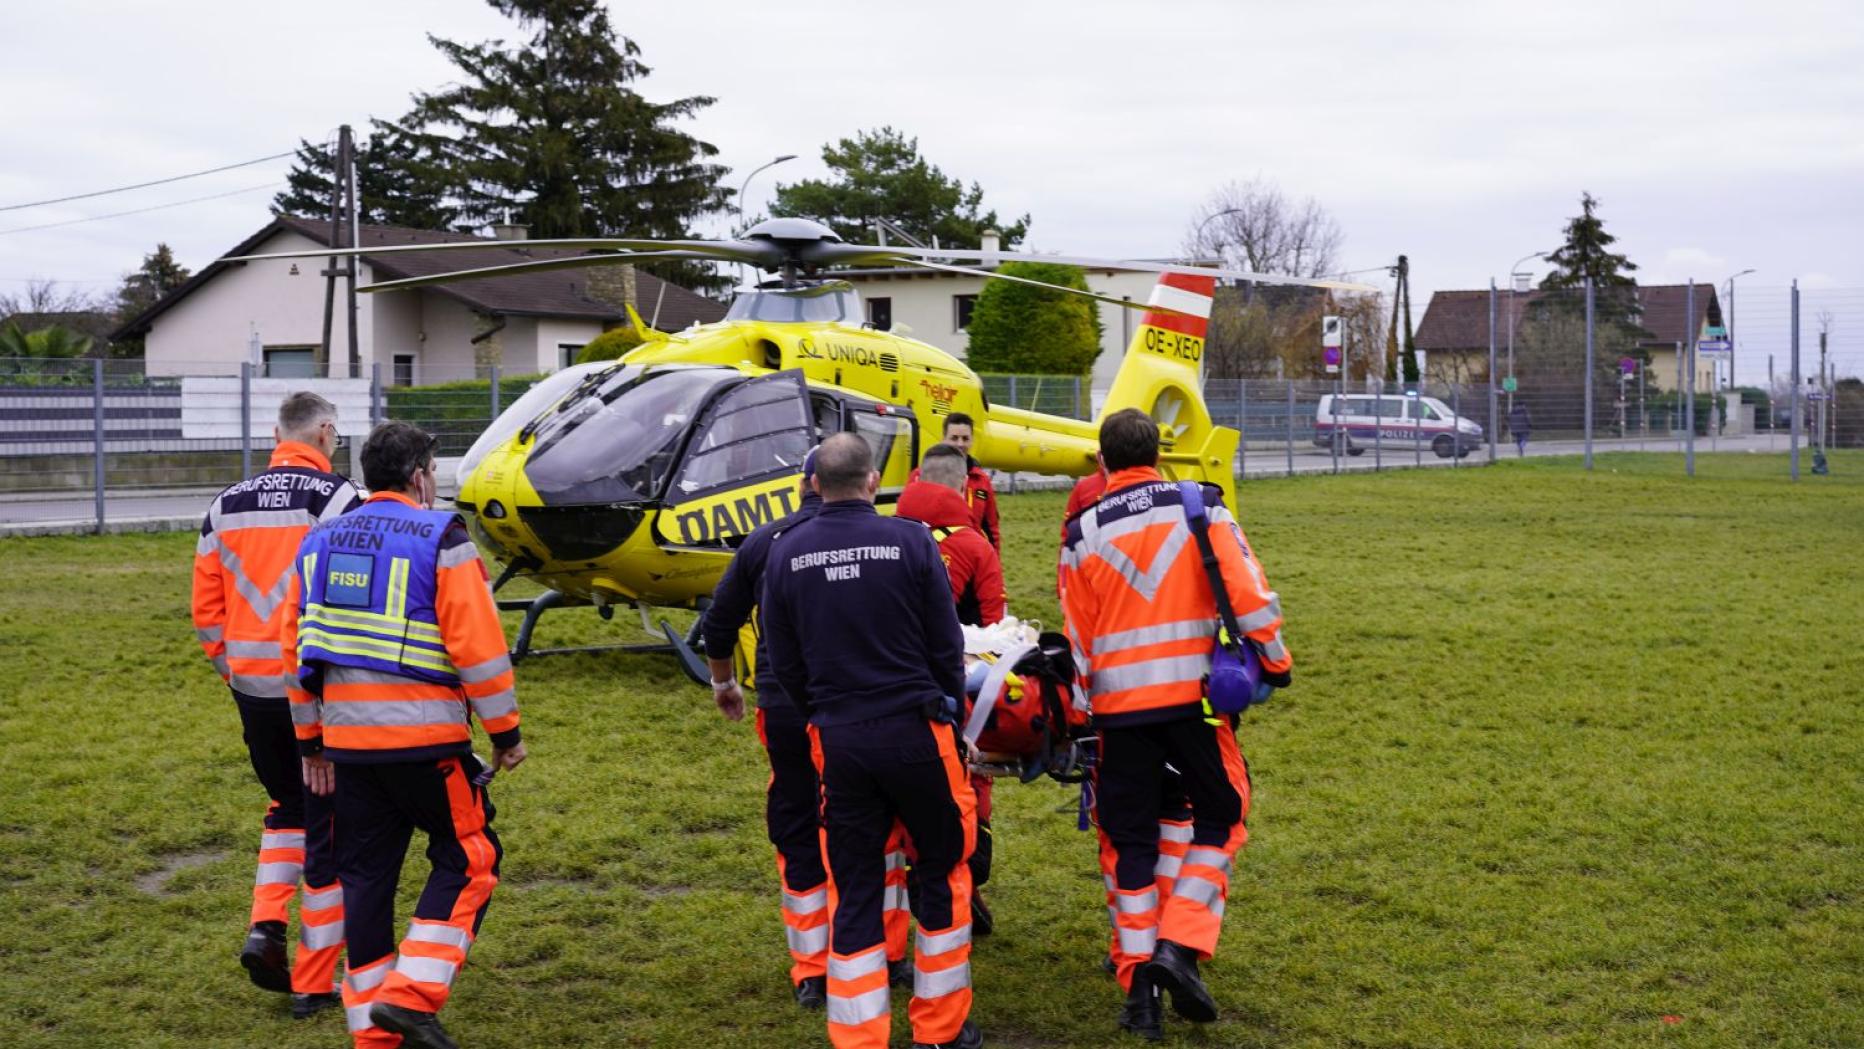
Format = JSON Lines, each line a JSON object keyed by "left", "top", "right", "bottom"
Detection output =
{"left": 134, "top": 849, "right": 228, "bottom": 896}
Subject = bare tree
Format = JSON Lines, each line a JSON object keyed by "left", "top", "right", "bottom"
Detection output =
{"left": 1184, "top": 177, "right": 1343, "bottom": 279}
{"left": 0, "top": 279, "right": 104, "bottom": 321}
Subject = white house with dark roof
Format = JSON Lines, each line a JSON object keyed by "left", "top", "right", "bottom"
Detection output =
{"left": 116, "top": 216, "right": 728, "bottom": 383}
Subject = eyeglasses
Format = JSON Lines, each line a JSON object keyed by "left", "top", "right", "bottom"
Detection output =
{"left": 322, "top": 420, "right": 345, "bottom": 450}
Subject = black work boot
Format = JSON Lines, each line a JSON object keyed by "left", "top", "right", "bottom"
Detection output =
{"left": 1118, "top": 973, "right": 1164, "bottom": 1041}
{"left": 913, "top": 1019, "right": 984, "bottom": 1049}
{"left": 239, "top": 922, "right": 290, "bottom": 993}
{"left": 794, "top": 975, "right": 827, "bottom": 1010}
{"left": 290, "top": 991, "right": 342, "bottom": 1019}
{"left": 889, "top": 956, "right": 913, "bottom": 988}
{"left": 1141, "top": 939, "right": 1218, "bottom": 1023}
{"left": 970, "top": 888, "right": 995, "bottom": 937}
{"left": 369, "top": 1002, "right": 460, "bottom": 1049}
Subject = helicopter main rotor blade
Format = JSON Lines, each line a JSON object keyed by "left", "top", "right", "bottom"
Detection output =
{"left": 885, "top": 247, "right": 1379, "bottom": 293}
{"left": 225, "top": 237, "right": 782, "bottom": 268}
{"left": 898, "top": 259, "right": 1201, "bottom": 319}
{"left": 359, "top": 250, "right": 721, "bottom": 294}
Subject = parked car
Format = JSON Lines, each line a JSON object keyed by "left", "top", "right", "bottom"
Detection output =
{"left": 1314, "top": 392, "right": 1483, "bottom": 458}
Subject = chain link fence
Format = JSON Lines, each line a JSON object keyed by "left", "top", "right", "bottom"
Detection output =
{"left": 3, "top": 281, "right": 1857, "bottom": 533}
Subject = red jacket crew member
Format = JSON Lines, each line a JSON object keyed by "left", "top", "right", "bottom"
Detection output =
{"left": 698, "top": 452, "right": 913, "bottom": 1010}
{"left": 1059, "top": 409, "right": 1293, "bottom": 1040}
{"left": 763, "top": 433, "right": 983, "bottom": 1049}
{"left": 191, "top": 390, "right": 358, "bottom": 1016}
{"left": 909, "top": 412, "right": 1000, "bottom": 551}
{"left": 284, "top": 422, "right": 526, "bottom": 1049}
{"left": 897, "top": 442, "right": 1006, "bottom": 937}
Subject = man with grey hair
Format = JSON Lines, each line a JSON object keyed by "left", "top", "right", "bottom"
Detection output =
{"left": 192, "top": 390, "right": 359, "bottom": 1017}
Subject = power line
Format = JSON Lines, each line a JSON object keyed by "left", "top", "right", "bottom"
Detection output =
{"left": 0, "top": 183, "right": 281, "bottom": 237}
{"left": 0, "top": 151, "right": 297, "bottom": 213}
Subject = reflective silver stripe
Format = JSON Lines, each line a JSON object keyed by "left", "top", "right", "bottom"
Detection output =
{"left": 1116, "top": 925, "right": 1158, "bottom": 955}
{"left": 289, "top": 700, "right": 321, "bottom": 726}
{"left": 324, "top": 699, "right": 468, "bottom": 727}
{"left": 211, "top": 653, "right": 231, "bottom": 678}
{"left": 826, "top": 986, "right": 890, "bottom": 1026}
{"left": 215, "top": 509, "right": 318, "bottom": 532}
{"left": 1158, "top": 822, "right": 1194, "bottom": 844}
{"left": 321, "top": 485, "right": 361, "bottom": 523}
{"left": 255, "top": 861, "right": 301, "bottom": 885}
{"left": 232, "top": 672, "right": 288, "bottom": 698}
{"left": 883, "top": 883, "right": 910, "bottom": 913}
{"left": 1154, "top": 854, "right": 1183, "bottom": 881}
{"left": 1114, "top": 889, "right": 1159, "bottom": 915}
{"left": 405, "top": 921, "right": 472, "bottom": 951}
{"left": 786, "top": 923, "right": 829, "bottom": 955}
{"left": 1183, "top": 847, "right": 1233, "bottom": 878}
{"left": 1093, "top": 653, "right": 1211, "bottom": 695}
{"left": 214, "top": 541, "right": 295, "bottom": 622}
{"left": 301, "top": 920, "right": 345, "bottom": 950}
{"left": 828, "top": 949, "right": 887, "bottom": 982}
{"left": 1076, "top": 502, "right": 1193, "bottom": 602}
{"left": 1234, "top": 596, "right": 1282, "bottom": 634}
{"left": 393, "top": 953, "right": 458, "bottom": 986}
{"left": 914, "top": 961, "right": 971, "bottom": 1000}
{"left": 324, "top": 665, "right": 424, "bottom": 686}
{"left": 884, "top": 851, "right": 907, "bottom": 873}
{"left": 1094, "top": 618, "right": 1217, "bottom": 655}
{"left": 784, "top": 888, "right": 829, "bottom": 916}
{"left": 1259, "top": 633, "right": 1288, "bottom": 664}
{"left": 260, "top": 831, "right": 306, "bottom": 850}
{"left": 303, "top": 884, "right": 344, "bottom": 910}
{"left": 1171, "top": 874, "right": 1227, "bottom": 918}
{"left": 195, "top": 625, "right": 223, "bottom": 643}
{"left": 1103, "top": 874, "right": 1117, "bottom": 891}
{"left": 470, "top": 689, "right": 519, "bottom": 721}
{"left": 916, "top": 924, "right": 972, "bottom": 956}
{"left": 345, "top": 960, "right": 392, "bottom": 991}
{"left": 345, "top": 1004, "right": 376, "bottom": 1032}
{"left": 457, "top": 654, "right": 512, "bottom": 684}
{"left": 196, "top": 532, "right": 219, "bottom": 557}
{"left": 437, "top": 542, "right": 483, "bottom": 570}
{"left": 226, "top": 639, "right": 283, "bottom": 659}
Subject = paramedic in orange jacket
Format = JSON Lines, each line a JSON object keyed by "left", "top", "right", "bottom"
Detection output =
{"left": 1059, "top": 409, "right": 1292, "bottom": 1040}
{"left": 285, "top": 422, "right": 526, "bottom": 1049}
{"left": 192, "top": 391, "right": 359, "bottom": 1015}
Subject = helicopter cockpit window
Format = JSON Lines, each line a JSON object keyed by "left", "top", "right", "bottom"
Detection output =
{"left": 672, "top": 377, "right": 813, "bottom": 497}
{"left": 456, "top": 360, "right": 617, "bottom": 487}
{"left": 724, "top": 287, "right": 862, "bottom": 324}
{"left": 850, "top": 411, "right": 912, "bottom": 481}
{"left": 523, "top": 366, "right": 727, "bottom": 504}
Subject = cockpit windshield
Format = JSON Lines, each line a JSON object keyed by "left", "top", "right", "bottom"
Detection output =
{"left": 523, "top": 366, "right": 732, "bottom": 505}
{"left": 724, "top": 285, "right": 862, "bottom": 324}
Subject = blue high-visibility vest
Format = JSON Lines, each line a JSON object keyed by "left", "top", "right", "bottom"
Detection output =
{"left": 295, "top": 499, "right": 461, "bottom": 686}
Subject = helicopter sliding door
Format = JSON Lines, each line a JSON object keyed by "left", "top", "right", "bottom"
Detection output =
{"left": 653, "top": 370, "right": 815, "bottom": 550}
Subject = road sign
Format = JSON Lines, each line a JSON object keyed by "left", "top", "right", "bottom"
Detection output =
{"left": 1619, "top": 356, "right": 1637, "bottom": 375}
{"left": 1502, "top": 376, "right": 1518, "bottom": 393}
{"left": 1706, "top": 325, "right": 1727, "bottom": 338}
{"left": 1322, "top": 315, "right": 1341, "bottom": 374}
{"left": 1698, "top": 338, "right": 1731, "bottom": 358}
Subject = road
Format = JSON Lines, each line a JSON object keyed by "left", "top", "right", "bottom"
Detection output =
{"left": 2, "top": 437, "right": 1796, "bottom": 535}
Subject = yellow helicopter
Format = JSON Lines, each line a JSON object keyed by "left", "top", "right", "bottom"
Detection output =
{"left": 228, "top": 218, "right": 1365, "bottom": 669}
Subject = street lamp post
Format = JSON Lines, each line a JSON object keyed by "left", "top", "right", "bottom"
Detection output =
{"left": 1722, "top": 268, "right": 1755, "bottom": 391}
{"left": 1505, "top": 251, "right": 1549, "bottom": 413}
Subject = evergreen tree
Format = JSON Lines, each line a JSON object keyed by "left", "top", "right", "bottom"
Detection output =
{"left": 772, "top": 128, "right": 1029, "bottom": 249}
{"left": 963, "top": 263, "right": 1102, "bottom": 376}
{"left": 108, "top": 244, "right": 193, "bottom": 357}
{"left": 402, "top": 0, "right": 729, "bottom": 289}
{"left": 1540, "top": 192, "right": 1638, "bottom": 291}
{"left": 272, "top": 122, "right": 462, "bottom": 230}
{"left": 1519, "top": 192, "right": 1649, "bottom": 394}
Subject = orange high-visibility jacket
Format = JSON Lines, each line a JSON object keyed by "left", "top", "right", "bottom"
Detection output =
{"left": 191, "top": 442, "right": 360, "bottom": 699}
{"left": 283, "top": 492, "right": 520, "bottom": 762}
{"left": 1059, "top": 467, "right": 1291, "bottom": 725}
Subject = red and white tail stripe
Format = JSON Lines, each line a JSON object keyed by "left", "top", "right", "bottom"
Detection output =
{"left": 1139, "top": 272, "right": 1216, "bottom": 341}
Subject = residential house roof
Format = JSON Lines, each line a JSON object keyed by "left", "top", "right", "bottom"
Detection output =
{"left": 1417, "top": 284, "right": 1724, "bottom": 354}
{"left": 113, "top": 216, "right": 727, "bottom": 340}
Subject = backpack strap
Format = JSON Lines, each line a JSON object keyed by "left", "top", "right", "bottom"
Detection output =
{"left": 931, "top": 524, "right": 966, "bottom": 544}
{"left": 1177, "top": 481, "right": 1246, "bottom": 659}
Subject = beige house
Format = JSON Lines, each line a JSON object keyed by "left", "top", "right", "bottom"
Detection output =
{"left": 117, "top": 216, "right": 726, "bottom": 383}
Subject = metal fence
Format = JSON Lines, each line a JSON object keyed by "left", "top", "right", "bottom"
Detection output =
{"left": 3, "top": 280, "right": 1858, "bottom": 534}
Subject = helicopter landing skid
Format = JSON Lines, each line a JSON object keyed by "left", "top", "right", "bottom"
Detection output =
{"left": 502, "top": 589, "right": 709, "bottom": 680}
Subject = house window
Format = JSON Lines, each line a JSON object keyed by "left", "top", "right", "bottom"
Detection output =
{"left": 263, "top": 346, "right": 316, "bottom": 378}
{"left": 559, "top": 343, "right": 585, "bottom": 370}
{"left": 866, "top": 297, "right": 893, "bottom": 331}
{"left": 953, "top": 294, "right": 978, "bottom": 332}
{"left": 393, "top": 354, "right": 415, "bottom": 387}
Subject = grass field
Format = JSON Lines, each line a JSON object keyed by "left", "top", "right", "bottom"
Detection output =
{"left": 1, "top": 452, "right": 1860, "bottom": 1048}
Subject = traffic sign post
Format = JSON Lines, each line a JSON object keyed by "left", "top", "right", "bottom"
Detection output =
{"left": 1322, "top": 315, "right": 1342, "bottom": 375}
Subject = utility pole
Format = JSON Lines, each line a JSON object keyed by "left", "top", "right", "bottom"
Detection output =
{"left": 1790, "top": 281, "right": 1801, "bottom": 480}
{"left": 1684, "top": 280, "right": 1695, "bottom": 477}
{"left": 318, "top": 124, "right": 357, "bottom": 378}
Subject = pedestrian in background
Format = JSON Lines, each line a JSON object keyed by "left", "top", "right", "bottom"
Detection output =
{"left": 1509, "top": 402, "right": 1532, "bottom": 457}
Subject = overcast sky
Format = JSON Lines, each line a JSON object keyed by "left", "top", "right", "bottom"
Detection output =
{"left": 3, "top": 0, "right": 1860, "bottom": 380}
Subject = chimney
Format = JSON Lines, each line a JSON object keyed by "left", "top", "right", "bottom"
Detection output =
{"left": 980, "top": 229, "right": 1001, "bottom": 256}
{"left": 490, "top": 221, "right": 529, "bottom": 241}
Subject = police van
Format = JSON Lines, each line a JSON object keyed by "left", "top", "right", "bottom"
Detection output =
{"left": 1313, "top": 392, "right": 1483, "bottom": 458}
